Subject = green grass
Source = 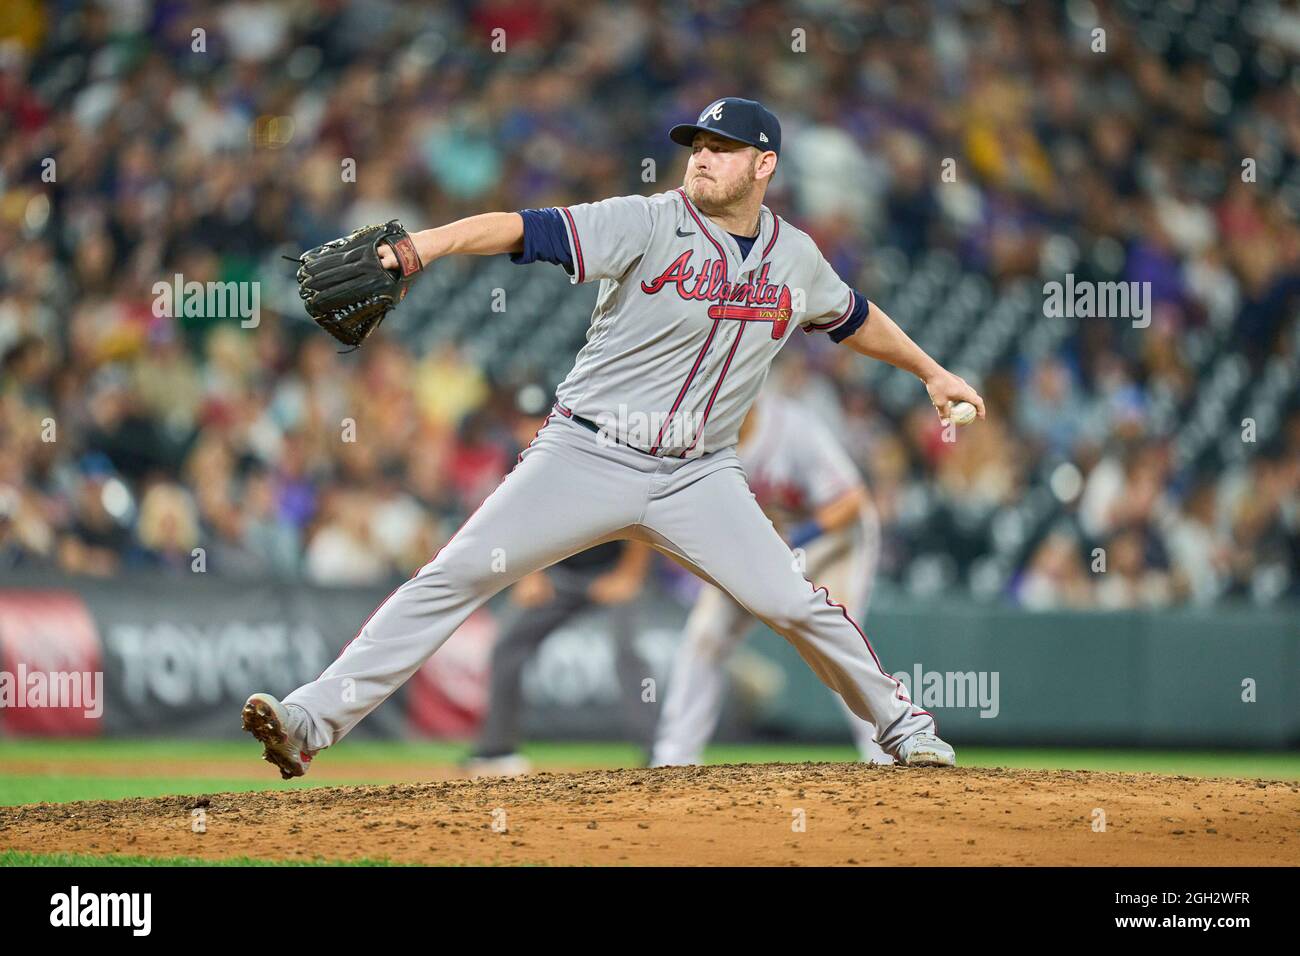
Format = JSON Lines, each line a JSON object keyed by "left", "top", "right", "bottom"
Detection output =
{"left": 0, "top": 850, "right": 403, "bottom": 867}
{"left": 0, "top": 737, "right": 478, "bottom": 763}
{"left": 0, "top": 775, "right": 333, "bottom": 806}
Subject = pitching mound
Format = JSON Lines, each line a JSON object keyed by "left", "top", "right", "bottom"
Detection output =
{"left": 1, "top": 764, "right": 1294, "bottom": 866}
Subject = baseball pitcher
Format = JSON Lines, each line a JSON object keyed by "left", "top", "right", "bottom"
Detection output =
{"left": 245, "top": 96, "right": 985, "bottom": 778}
{"left": 651, "top": 391, "right": 892, "bottom": 767}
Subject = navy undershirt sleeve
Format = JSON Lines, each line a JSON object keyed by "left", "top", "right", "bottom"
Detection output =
{"left": 829, "top": 290, "right": 871, "bottom": 343}
{"left": 510, "top": 207, "right": 574, "bottom": 273}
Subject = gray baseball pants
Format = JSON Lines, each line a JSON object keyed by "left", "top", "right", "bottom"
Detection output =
{"left": 285, "top": 411, "right": 934, "bottom": 755}
{"left": 651, "top": 514, "right": 892, "bottom": 766}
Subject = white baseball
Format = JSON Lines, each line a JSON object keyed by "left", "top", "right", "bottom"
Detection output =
{"left": 949, "top": 401, "right": 977, "bottom": 426}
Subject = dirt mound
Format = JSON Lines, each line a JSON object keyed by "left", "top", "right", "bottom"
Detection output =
{"left": 1, "top": 764, "right": 1294, "bottom": 865}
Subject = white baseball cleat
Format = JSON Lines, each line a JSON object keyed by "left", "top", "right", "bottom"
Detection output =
{"left": 896, "top": 731, "right": 957, "bottom": 768}
{"left": 242, "top": 693, "right": 315, "bottom": 780}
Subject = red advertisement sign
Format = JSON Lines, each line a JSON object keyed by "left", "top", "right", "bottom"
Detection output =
{"left": 405, "top": 608, "right": 497, "bottom": 737}
{"left": 0, "top": 591, "right": 104, "bottom": 736}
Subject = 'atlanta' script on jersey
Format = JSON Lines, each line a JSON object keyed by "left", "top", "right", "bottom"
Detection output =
{"left": 640, "top": 256, "right": 794, "bottom": 338}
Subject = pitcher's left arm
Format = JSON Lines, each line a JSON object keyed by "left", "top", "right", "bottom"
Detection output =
{"left": 840, "top": 300, "right": 986, "bottom": 426}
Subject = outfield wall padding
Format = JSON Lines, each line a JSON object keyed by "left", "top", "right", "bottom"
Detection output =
{"left": 0, "top": 573, "right": 1294, "bottom": 749}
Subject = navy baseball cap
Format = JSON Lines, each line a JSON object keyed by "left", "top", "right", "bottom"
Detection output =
{"left": 669, "top": 97, "right": 781, "bottom": 156}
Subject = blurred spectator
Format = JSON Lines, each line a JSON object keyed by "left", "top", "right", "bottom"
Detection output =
{"left": 304, "top": 488, "right": 389, "bottom": 586}
{"left": 1014, "top": 529, "right": 1093, "bottom": 610}
{"left": 1095, "top": 527, "right": 1173, "bottom": 610}
{"left": 1162, "top": 479, "right": 1232, "bottom": 605}
{"left": 136, "top": 482, "right": 200, "bottom": 572}
{"left": 0, "top": 0, "right": 1294, "bottom": 610}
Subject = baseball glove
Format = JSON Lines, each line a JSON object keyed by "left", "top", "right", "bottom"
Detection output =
{"left": 293, "top": 220, "right": 423, "bottom": 348}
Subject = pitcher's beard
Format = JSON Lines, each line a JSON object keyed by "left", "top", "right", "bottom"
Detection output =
{"left": 686, "top": 173, "right": 752, "bottom": 214}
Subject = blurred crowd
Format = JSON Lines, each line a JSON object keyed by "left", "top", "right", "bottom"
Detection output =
{"left": 0, "top": 0, "right": 1297, "bottom": 607}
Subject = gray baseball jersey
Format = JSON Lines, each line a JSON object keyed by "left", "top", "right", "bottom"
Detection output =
{"left": 553, "top": 189, "right": 858, "bottom": 456}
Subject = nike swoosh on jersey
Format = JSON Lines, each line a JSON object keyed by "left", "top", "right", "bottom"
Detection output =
{"left": 675, "top": 227, "right": 696, "bottom": 238}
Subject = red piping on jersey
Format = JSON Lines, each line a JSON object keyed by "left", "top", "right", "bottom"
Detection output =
{"left": 651, "top": 318, "right": 720, "bottom": 455}
{"left": 805, "top": 291, "right": 855, "bottom": 333}
{"left": 651, "top": 190, "right": 733, "bottom": 456}
{"left": 680, "top": 322, "right": 746, "bottom": 457}
{"left": 761, "top": 214, "right": 780, "bottom": 258}
{"left": 675, "top": 188, "right": 730, "bottom": 263}
{"left": 560, "top": 207, "right": 585, "bottom": 283}
{"left": 318, "top": 413, "right": 558, "bottom": 678}
{"left": 677, "top": 205, "right": 782, "bottom": 456}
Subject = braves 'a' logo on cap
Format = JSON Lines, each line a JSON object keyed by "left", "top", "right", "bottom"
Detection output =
{"left": 701, "top": 100, "right": 725, "bottom": 122}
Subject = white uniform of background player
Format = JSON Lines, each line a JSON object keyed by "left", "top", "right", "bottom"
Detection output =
{"left": 652, "top": 393, "right": 893, "bottom": 766}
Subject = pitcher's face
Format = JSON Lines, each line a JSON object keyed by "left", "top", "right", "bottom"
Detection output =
{"left": 683, "top": 132, "right": 766, "bottom": 213}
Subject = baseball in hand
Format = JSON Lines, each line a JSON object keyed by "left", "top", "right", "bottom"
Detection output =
{"left": 949, "top": 401, "right": 977, "bottom": 426}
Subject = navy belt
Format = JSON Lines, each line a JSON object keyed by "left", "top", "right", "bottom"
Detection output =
{"left": 557, "top": 405, "right": 661, "bottom": 458}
